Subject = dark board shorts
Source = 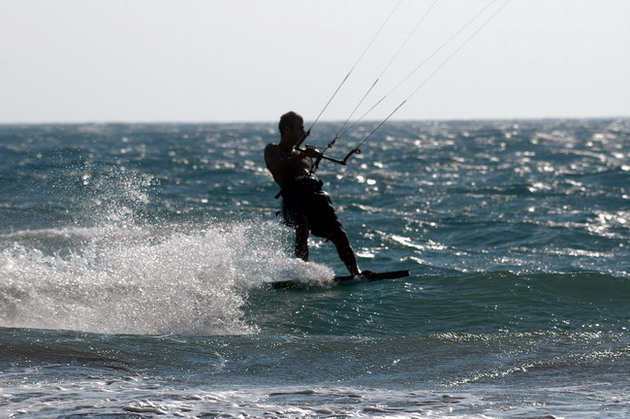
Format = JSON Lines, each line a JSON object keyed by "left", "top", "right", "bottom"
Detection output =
{"left": 280, "top": 177, "right": 343, "bottom": 238}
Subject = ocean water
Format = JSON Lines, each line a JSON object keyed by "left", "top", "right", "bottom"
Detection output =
{"left": 0, "top": 119, "right": 628, "bottom": 418}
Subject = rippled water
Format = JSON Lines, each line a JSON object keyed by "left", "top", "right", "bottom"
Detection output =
{"left": 1, "top": 119, "right": 629, "bottom": 417}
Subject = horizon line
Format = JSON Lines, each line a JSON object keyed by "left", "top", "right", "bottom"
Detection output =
{"left": 1, "top": 115, "right": 629, "bottom": 126}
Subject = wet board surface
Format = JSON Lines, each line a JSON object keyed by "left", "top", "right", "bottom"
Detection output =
{"left": 269, "top": 270, "right": 410, "bottom": 290}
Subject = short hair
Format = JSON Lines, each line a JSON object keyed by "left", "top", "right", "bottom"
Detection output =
{"left": 279, "top": 111, "right": 302, "bottom": 135}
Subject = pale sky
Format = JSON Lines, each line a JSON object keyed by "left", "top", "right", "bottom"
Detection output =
{"left": 1, "top": 0, "right": 629, "bottom": 123}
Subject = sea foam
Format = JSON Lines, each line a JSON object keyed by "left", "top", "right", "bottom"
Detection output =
{"left": 0, "top": 220, "right": 333, "bottom": 335}
{"left": 0, "top": 168, "right": 331, "bottom": 335}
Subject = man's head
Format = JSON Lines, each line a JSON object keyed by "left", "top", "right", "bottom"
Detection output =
{"left": 279, "top": 111, "right": 305, "bottom": 145}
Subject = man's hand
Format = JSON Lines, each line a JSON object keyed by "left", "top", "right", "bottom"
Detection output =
{"left": 303, "top": 145, "right": 323, "bottom": 158}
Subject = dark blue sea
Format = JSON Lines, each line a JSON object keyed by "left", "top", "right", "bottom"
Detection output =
{"left": 1, "top": 119, "right": 629, "bottom": 418}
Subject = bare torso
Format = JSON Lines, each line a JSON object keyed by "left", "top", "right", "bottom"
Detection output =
{"left": 264, "top": 144, "right": 313, "bottom": 186}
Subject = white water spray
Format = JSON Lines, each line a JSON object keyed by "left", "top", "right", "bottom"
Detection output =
{"left": 0, "top": 169, "right": 332, "bottom": 335}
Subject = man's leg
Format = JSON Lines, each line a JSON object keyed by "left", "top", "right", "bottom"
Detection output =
{"left": 295, "top": 220, "right": 309, "bottom": 261}
{"left": 284, "top": 198, "right": 309, "bottom": 261}
{"left": 308, "top": 191, "right": 361, "bottom": 276}
{"left": 329, "top": 227, "right": 361, "bottom": 276}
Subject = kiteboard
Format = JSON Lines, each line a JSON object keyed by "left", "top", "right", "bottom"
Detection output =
{"left": 269, "top": 270, "right": 410, "bottom": 290}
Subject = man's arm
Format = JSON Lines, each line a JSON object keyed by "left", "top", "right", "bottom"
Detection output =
{"left": 265, "top": 144, "right": 320, "bottom": 182}
{"left": 264, "top": 144, "right": 288, "bottom": 176}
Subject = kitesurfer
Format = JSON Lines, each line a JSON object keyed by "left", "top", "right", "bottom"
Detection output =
{"left": 265, "top": 111, "right": 362, "bottom": 277}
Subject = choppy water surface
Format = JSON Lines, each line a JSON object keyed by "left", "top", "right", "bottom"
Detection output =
{"left": 1, "top": 119, "right": 629, "bottom": 417}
